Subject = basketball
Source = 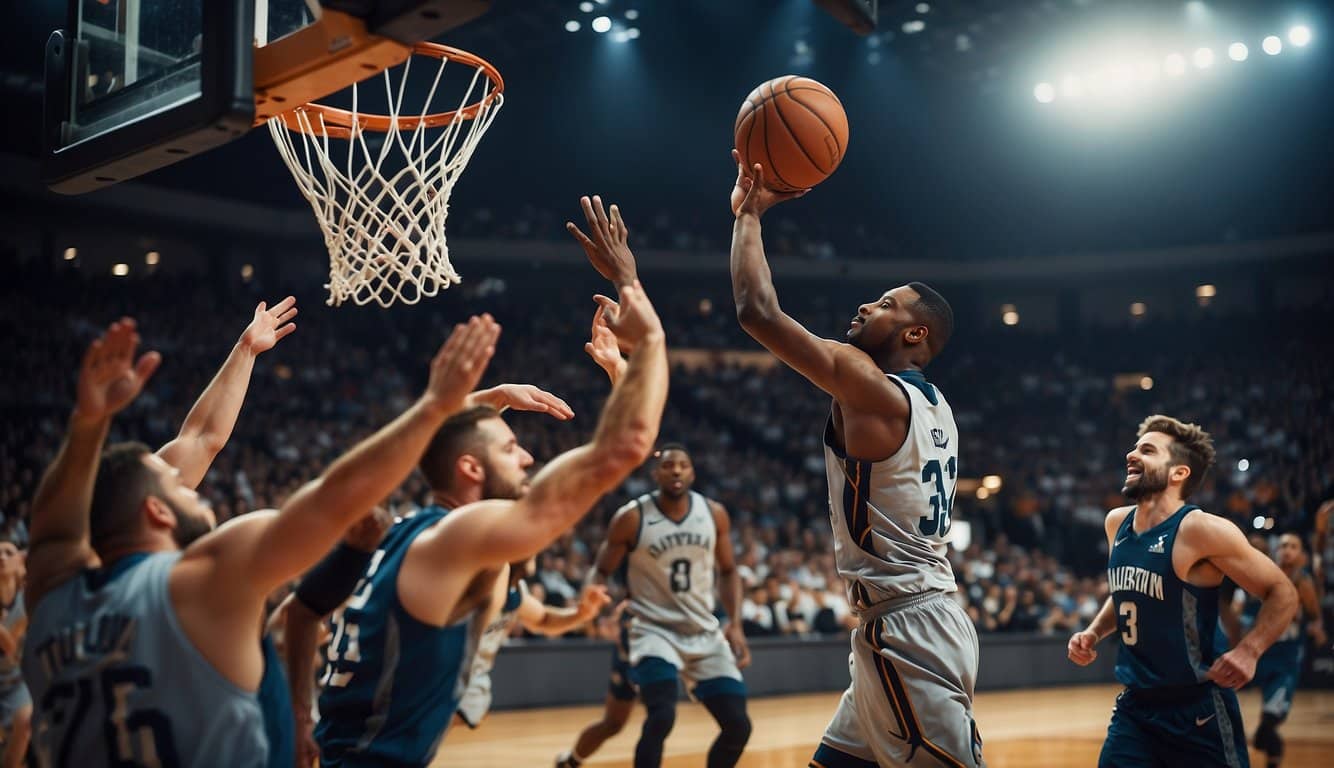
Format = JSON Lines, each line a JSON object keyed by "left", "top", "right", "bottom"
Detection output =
{"left": 734, "top": 75, "right": 849, "bottom": 193}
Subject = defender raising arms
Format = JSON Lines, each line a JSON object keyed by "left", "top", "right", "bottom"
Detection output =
{"left": 312, "top": 222, "right": 669, "bottom": 767}
{"left": 728, "top": 157, "right": 981, "bottom": 768}
{"left": 23, "top": 313, "right": 507, "bottom": 766}
{"left": 1067, "top": 415, "right": 1299, "bottom": 768}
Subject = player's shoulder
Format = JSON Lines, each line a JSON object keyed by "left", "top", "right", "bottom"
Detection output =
{"left": 1105, "top": 505, "right": 1135, "bottom": 525}
{"left": 181, "top": 508, "right": 278, "bottom": 560}
{"left": 1176, "top": 506, "right": 1245, "bottom": 546}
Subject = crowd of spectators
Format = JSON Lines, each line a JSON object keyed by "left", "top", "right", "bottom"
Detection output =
{"left": 2, "top": 256, "right": 1331, "bottom": 647}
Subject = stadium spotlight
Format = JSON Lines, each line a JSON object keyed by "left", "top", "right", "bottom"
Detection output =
{"left": 565, "top": 20, "right": 580, "bottom": 32}
{"left": 1263, "top": 517, "right": 1275, "bottom": 530}
{"left": 627, "top": 27, "right": 640, "bottom": 39}
{"left": 1252, "top": 515, "right": 1265, "bottom": 530}
{"left": 611, "top": 28, "right": 630, "bottom": 43}
{"left": 145, "top": 251, "right": 160, "bottom": 265}
{"left": 625, "top": 9, "right": 639, "bottom": 20}
{"left": 579, "top": 1, "right": 593, "bottom": 12}
{"left": 241, "top": 264, "right": 255, "bottom": 282}
{"left": 1139, "top": 376, "right": 1154, "bottom": 391}
{"left": 976, "top": 487, "right": 991, "bottom": 500}
{"left": 591, "top": 15, "right": 612, "bottom": 33}
{"left": 1237, "top": 458, "right": 1250, "bottom": 472}
{"left": 62, "top": 247, "right": 77, "bottom": 260}
{"left": 1192, "top": 47, "right": 1215, "bottom": 68}
{"left": 916, "top": 2, "right": 930, "bottom": 12}
{"left": 1130, "top": 301, "right": 1147, "bottom": 317}
{"left": 1195, "top": 284, "right": 1217, "bottom": 298}
{"left": 112, "top": 263, "right": 129, "bottom": 277}
{"left": 1263, "top": 35, "right": 1282, "bottom": 55}
{"left": 1034, "top": 82, "right": 1056, "bottom": 103}
{"left": 982, "top": 475, "right": 1003, "bottom": 491}
{"left": 1001, "top": 311, "right": 1019, "bottom": 326}
{"left": 1164, "top": 53, "right": 1187, "bottom": 76}
{"left": 1228, "top": 42, "right": 1248, "bottom": 61}
{"left": 1289, "top": 25, "right": 1312, "bottom": 47}
{"left": 902, "top": 20, "right": 925, "bottom": 34}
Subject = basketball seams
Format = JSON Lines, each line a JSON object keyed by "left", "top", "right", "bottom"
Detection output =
{"left": 770, "top": 87, "right": 826, "bottom": 177}
{"left": 784, "top": 86, "right": 846, "bottom": 158}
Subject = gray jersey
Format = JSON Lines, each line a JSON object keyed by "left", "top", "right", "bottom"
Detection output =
{"left": 626, "top": 491, "right": 719, "bottom": 636}
{"left": 0, "top": 587, "right": 24, "bottom": 687}
{"left": 824, "top": 372, "right": 959, "bottom": 612}
{"left": 23, "top": 552, "right": 269, "bottom": 767}
{"left": 456, "top": 581, "right": 525, "bottom": 727}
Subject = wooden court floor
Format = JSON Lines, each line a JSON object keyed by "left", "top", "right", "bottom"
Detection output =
{"left": 441, "top": 684, "right": 1334, "bottom": 767}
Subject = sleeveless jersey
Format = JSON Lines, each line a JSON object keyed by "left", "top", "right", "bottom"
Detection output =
{"left": 23, "top": 552, "right": 269, "bottom": 767}
{"left": 626, "top": 491, "right": 719, "bottom": 635}
{"left": 457, "top": 582, "right": 524, "bottom": 725}
{"left": 823, "top": 370, "right": 959, "bottom": 610}
{"left": 1109, "top": 505, "right": 1226, "bottom": 689}
{"left": 0, "top": 587, "right": 24, "bottom": 688}
{"left": 315, "top": 507, "right": 479, "bottom": 767}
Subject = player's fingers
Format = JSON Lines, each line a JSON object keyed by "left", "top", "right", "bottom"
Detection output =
{"left": 593, "top": 294, "right": 619, "bottom": 315}
{"left": 534, "top": 391, "right": 574, "bottom": 419}
{"left": 134, "top": 351, "right": 163, "bottom": 386}
{"left": 591, "top": 195, "right": 611, "bottom": 231}
{"left": 275, "top": 323, "right": 297, "bottom": 341}
{"left": 270, "top": 295, "right": 297, "bottom": 315}
{"left": 434, "top": 322, "right": 467, "bottom": 368}
{"left": 276, "top": 306, "right": 299, "bottom": 325}
{"left": 82, "top": 336, "right": 105, "bottom": 373}
{"left": 566, "top": 221, "right": 596, "bottom": 249}
{"left": 610, "top": 204, "right": 627, "bottom": 240}
{"left": 255, "top": 301, "right": 267, "bottom": 314}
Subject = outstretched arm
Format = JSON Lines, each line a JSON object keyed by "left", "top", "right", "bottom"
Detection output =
{"left": 516, "top": 584, "right": 611, "bottom": 637}
{"left": 27, "top": 319, "right": 161, "bottom": 608}
{"left": 433, "top": 283, "right": 667, "bottom": 573}
{"left": 585, "top": 502, "right": 640, "bottom": 594}
{"left": 195, "top": 316, "right": 502, "bottom": 601}
{"left": 728, "top": 155, "right": 904, "bottom": 416}
{"left": 158, "top": 297, "right": 297, "bottom": 488}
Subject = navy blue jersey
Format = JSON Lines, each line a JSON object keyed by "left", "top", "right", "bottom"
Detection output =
{"left": 258, "top": 634, "right": 295, "bottom": 768}
{"left": 315, "top": 507, "right": 477, "bottom": 767}
{"left": 1109, "top": 505, "right": 1226, "bottom": 689}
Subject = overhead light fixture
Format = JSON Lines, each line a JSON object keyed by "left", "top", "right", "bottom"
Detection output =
{"left": 1262, "top": 35, "right": 1282, "bottom": 55}
{"left": 1228, "top": 42, "right": 1248, "bottom": 61}
{"left": 591, "top": 15, "right": 612, "bottom": 33}
{"left": 1289, "top": 25, "right": 1312, "bottom": 47}
{"left": 112, "top": 263, "right": 129, "bottom": 277}
{"left": 565, "top": 20, "right": 580, "bottom": 32}
{"left": 1033, "top": 82, "right": 1055, "bottom": 103}
{"left": 63, "top": 247, "right": 77, "bottom": 260}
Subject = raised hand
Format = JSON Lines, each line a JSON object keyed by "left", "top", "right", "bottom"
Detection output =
{"left": 467, "top": 384, "right": 574, "bottom": 420}
{"left": 74, "top": 318, "right": 162, "bottom": 424}
{"left": 583, "top": 305, "right": 627, "bottom": 383}
{"left": 731, "top": 148, "right": 809, "bottom": 218}
{"left": 239, "top": 296, "right": 298, "bottom": 354}
{"left": 1067, "top": 630, "right": 1099, "bottom": 666}
{"left": 566, "top": 195, "right": 638, "bottom": 286}
{"left": 592, "top": 281, "right": 663, "bottom": 354}
{"left": 424, "top": 315, "right": 501, "bottom": 416}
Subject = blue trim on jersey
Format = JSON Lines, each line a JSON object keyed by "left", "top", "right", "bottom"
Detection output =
{"left": 894, "top": 369, "right": 938, "bottom": 405}
{"left": 259, "top": 634, "right": 295, "bottom": 768}
{"left": 694, "top": 676, "right": 747, "bottom": 700}
{"left": 83, "top": 551, "right": 151, "bottom": 589}
{"left": 502, "top": 586, "right": 523, "bottom": 613}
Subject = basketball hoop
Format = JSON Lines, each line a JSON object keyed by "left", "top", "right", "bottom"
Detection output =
{"left": 268, "top": 43, "right": 504, "bottom": 307}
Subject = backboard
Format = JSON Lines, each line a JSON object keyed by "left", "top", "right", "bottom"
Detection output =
{"left": 42, "top": 0, "right": 491, "bottom": 194}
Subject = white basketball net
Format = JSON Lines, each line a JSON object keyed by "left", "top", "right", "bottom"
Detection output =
{"left": 268, "top": 51, "right": 503, "bottom": 307}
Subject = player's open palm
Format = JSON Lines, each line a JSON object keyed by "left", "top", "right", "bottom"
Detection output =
{"left": 469, "top": 383, "right": 574, "bottom": 421}
{"left": 576, "top": 584, "right": 612, "bottom": 622}
{"left": 567, "top": 195, "right": 638, "bottom": 286}
{"left": 1067, "top": 630, "right": 1099, "bottom": 666}
{"left": 730, "top": 149, "right": 808, "bottom": 218}
{"left": 75, "top": 318, "right": 161, "bottom": 423}
{"left": 425, "top": 314, "right": 501, "bottom": 413}
{"left": 594, "top": 281, "right": 663, "bottom": 353}
{"left": 584, "top": 306, "right": 627, "bottom": 382}
{"left": 240, "top": 295, "right": 298, "bottom": 353}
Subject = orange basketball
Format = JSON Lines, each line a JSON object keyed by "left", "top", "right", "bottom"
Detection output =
{"left": 734, "top": 75, "right": 849, "bottom": 193}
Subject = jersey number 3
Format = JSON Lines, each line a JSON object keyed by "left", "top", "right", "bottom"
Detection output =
{"left": 919, "top": 456, "right": 958, "bottom": 536}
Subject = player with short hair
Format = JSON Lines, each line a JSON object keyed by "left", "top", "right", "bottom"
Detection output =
{"left": 564, "top": 441, "right": 752, "bottom": 768}
{"left": 22, "top": 310, "right": 514, "bottom": 766}
{"left": 1238, "top": 533, "right": 1325, "bottom": 768}
{"left": 310, "top": 225, "right": 669, "bottom": 767}
{"left": 726, "top": 157, "right": 980, "bottom": 768}
{"left": 1068, "top": 415, "right": 1300, "bottom": 768}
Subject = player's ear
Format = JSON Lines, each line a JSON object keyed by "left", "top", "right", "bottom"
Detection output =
{"left": 143, "top": 495, "right": 175, "bottom": 529}
{"left": 905, "top": 324, "right": 928, "bottom": 345}
{"left": 1170, "top": 463, "right": 1191, "bottom": 487}
{"left": 457, "top": 454, "right": 485, "bottom": 485}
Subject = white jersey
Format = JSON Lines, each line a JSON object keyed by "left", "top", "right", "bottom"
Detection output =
{"left": 456, "top": 581, "right": 525, "bottom": 727}
{"left": 626, "top": 491, "right": 720, "bottom": 636}
{"left": 824, "top": 371, "right": 959, "bottom": 612}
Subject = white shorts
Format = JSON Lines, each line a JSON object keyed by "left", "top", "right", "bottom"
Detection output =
{"left": 819, "top": 592, "right": 984, "bottom": 767}
{"left": 628, "top": 621, "right": 744, "bottom": 696}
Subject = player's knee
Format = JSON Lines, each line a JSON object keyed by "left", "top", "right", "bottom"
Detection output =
{"left": 639, "top": 681, "right": 678, "bottom": 740}
{"left": 11, "top": 705, "right": 31, "bottom": 736}
{"left": 708, "top": 695, "right": 752, "bottom": 747}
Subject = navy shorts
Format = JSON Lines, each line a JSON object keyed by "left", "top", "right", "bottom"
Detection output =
{"left": 1250, "top": 646, "right": 1302, "bottom": 722}
{"left": 1099, "top": 685, "right": 1249, "bottom": 768}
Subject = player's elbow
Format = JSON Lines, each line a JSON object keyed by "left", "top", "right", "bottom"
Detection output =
{"left": 598, "top": 427, "right": 656, "bottom": 477}
{"left": 735, "top": 299, "right": 777, "bottom": 330}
